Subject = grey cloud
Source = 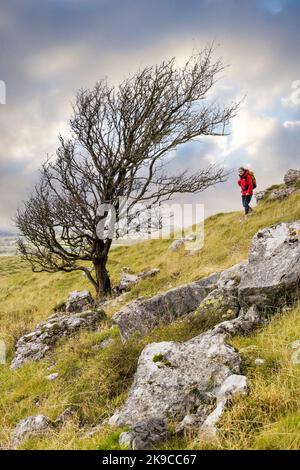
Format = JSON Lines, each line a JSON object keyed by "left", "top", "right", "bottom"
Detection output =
{"left": 0, "top": 0, "right": 300, "bottom": 229}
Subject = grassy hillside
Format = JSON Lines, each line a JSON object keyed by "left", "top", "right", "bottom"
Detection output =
{"left": 0, "top": 191, "right": 300, "bottom": 449}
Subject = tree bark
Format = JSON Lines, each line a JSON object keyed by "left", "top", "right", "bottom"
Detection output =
{"left": 93, "top": 258, "right": 111, "bottom": 298}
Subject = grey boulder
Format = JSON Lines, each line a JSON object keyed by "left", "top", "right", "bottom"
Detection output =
{"left": 113, "top": 262, "right": 247, "bottom": 341}
{"left": 116, "top": 268, "right": 160, "bottom": 293}
{"left": 168, "top": 235, "right": 196, "bottom": 252}
{"left": 284, "top": 169, "right": 300, "bottom": 187}
{"left": 255, "top": 190, "right": 267, "bottom": 204}
{"left": 11, "top": 309, "right": 106, "bottom": 369}
{"left": 193, "top": 262, "right": 248, "bottom": 321}
{"left": 66, "top": 290, "right": 94, "bottom": 313}
{"left": 112, "top": 273, "right": 220, "bottom": 340}
{"left": 11, "top": 415, "right": 52, "bottom": 447}
{"left": 110, "top": 306, "right": 262, "bottom": 447}
{"left": 238, "top": 221, "right": 300, "bottom": 311}
{"left": 269, "top": 187, "right": 295, "bottom": 201}
{"left": 119, "top": 418, "right": 168, "bottom": 450}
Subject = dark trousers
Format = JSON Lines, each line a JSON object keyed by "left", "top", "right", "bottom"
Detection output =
{"left": 242, "top": 195, "right": 252, "bottom": 214}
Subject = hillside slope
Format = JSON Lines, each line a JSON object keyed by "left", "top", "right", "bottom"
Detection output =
{"left": 0, "top": 191, "right": 300, "bottom": 449}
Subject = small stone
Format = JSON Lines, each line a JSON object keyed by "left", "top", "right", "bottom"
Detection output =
{"left": 120, "top": 418, "right": 168, "bottom": 450}
{"left": 65, "top": 290, "right": 94, "bottom": 313}
{"left": 45, "top": 372, "right": 58, "bottom": 381}
{"left": 168, "top": 235, "right": 196, "bottom": 252}
{"left": 92, "top": 338, "right": 113, "bottom": 350}
{"left": 254, "top": 358, "right": 265, "bottom": 366}
{"left": 119, "top": 431, "right": 134, "bottom": 448}
{"left": 11, "top": 415, "right": 52, "bottom": 447}
{"left": 55, "top": 407, "right": 75, "bottom": 427}
{"left": 114, "top": 268, "right": 160, "bottom": 293}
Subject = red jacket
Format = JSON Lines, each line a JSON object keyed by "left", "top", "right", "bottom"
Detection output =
{"left": 238, "top": 170, "right": 253, "bottom": 196}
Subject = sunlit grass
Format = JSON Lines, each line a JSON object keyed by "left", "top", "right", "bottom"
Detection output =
{"left": 0, "top": 192, "right": 299, "bottom": 449}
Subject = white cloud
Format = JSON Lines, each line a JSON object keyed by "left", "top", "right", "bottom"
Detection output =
{"left": 283, "top": 120, "right": 300, "bottom": 128}
{"left": 281, "top": 80, "right": 300, "bottom": 109}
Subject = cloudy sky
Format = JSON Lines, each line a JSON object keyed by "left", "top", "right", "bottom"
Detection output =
{"left": 0, "top": 0, "right": 299, "bottom": 231}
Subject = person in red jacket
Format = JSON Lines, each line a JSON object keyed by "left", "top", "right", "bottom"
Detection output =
{"left": 238, "top": 167, "right": 253, "bottom": 215}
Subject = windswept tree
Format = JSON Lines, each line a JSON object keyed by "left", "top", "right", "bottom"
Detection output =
{"left": 16, "top": 47, "right": 238, "bottom": 298}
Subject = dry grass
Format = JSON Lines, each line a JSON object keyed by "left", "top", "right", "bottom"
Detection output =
{"left": 0, "top": 192, "right": 300, "bottom": 449}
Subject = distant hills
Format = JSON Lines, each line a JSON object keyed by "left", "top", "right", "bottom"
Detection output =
{"left": 0, "top": 230, "right": 19, "bottom": 255}
{"left": 0, "top": 230, "right": 18, "bottom": 237}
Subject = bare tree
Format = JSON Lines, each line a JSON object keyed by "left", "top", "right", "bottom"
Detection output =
{"left": 16, "top": 47, "right": 238, "bottom": 298}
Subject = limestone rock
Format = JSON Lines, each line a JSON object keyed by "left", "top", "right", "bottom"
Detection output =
{"left": 11, "top": 309, "right": 106, "bottom": 369}
{"left": 255, "top": 190, "right": 267, "bottom": 204}
{"left": 110, "top": 306, "right": 261, "bottom": 446}
{"left": 169, "top": 235, "right": 196, "bottom": 252}
{"left": 284, "top": 169, "right": 300, "bottom": 187}
{"left": 45, "top": 372, "right": 58, "bottom": 381}
{"left": 113, "top": 264, "right": 247, "bottom": 341}
{"left": 238, "top": 221, "right": 300, "bottom": 311}
{"left": 55, "top": 407, "right": 75, "bottom": 427}
{"left": 115, "top": 268, "right": 160, "bottom": 293}
{"left": 194, "top": 287, "right": 239, "bottom": 321}
{"left": 254, "top": 358, "right": 265, "bottom": 366}
{"left": 11, "top": 415, "right": 52, "bottom": 447}
{"left": 112, "top": 273, "right": 220, "bottom": 340}
{"left": 192, "top": 262, "right": 247, "bottom": 322}
{"left": 119, "top": 430, "right": 134, "bottom": 448}
{"left": 269, "top": 187, "right": 295, "bottom": 200}
{"left": 201, "top": 374, "right": 248, "bottom": 438}
{"left": 92, "top": 338, "right": 113, "bottom": 350}
{"left": 216, "top": 262, "right": 248, "bottom": 290}
{"left": 66, "top": 290, "right": 94, "bottom": 313}
{"left": 119, "top": 418, "right": 168, "bottom": 450}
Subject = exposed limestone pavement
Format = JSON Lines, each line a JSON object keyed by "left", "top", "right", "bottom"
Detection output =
{"left": 9, "top": 204, "right": 300, "bottom": 449}
{"left": 238, "top": 221, "right": 300, "bottom": 310}
{"left": 11, "top": 408, "right": 75, "bottom": 448}
{"left": 109, "top": 220, "right": 300, "bottom": 449}
{"left": 109, "top": 306, "right": 262, "bottom": 449}
{"left": 11, "top": 307, "right": 106, "bottom": 369}
{"left": 255, "top": 168, "right": 300, "bottom": 204}
{"left": 112, "top": 272, "right": 220, "bottom": 340}
{"left": 113, "top": 263, "right": 247, "bottom": 340}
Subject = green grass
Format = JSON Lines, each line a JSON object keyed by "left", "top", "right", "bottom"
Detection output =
{"left": 182, "top": 303, "right": 300, "bottom": 450}
{"left": 0, "top": 192, "right": 300, "bottom": 449}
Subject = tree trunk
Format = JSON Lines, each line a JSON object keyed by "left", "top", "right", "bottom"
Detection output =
{"left": 93, "top": 258, "right": 112, "bottom": 298}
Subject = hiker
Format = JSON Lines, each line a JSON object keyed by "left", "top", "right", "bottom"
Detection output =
{"left": 238, "top": 167, "right": 254, "bottom": 215}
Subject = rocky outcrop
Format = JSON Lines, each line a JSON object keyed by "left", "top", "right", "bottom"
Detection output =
{"left": 284, "top": 169, "right": 300, "bottom": 187}
{"left": 238, "top": 221, "right": 300, "bottom": 311}
{"left": 119, "top": 418, "right": 169, "bottom": 450}
{"left": 11, "top": 309, "right": 106, "bottom": 369}
{"left": 110, "top": 220, "right": 300, "bottom": 448}
{"left": 11, "top": 408, "right": 76, "bottom": 447}
{"left": 255, "top": 190, "right": 267, "bottom": 204}
{"left": 109, "top": 306, "right": 262, "bottom": 447}
{"left": 255, "top": 168, "right": 300, "bottom": 204}
{"left": 66, "top": 290, "right": 94, "bottom": 313}
{"left": 269, "top": 187, "right": 295, "bottom": 201}
{"left": 115, "top": 268, "right": 160, "bottom": 293}
{"left": 192, "top": 262, "right": 248, "bottom": 322}
{"left": 169, "top": 234, "right": 196, "bottom": 252}
{"left": 113, "top": 272, "right": 220, "bottom": 340}
{"left": 11, "top": 415, "right": 53, "bottom": 447}
{"left": 113, "top": 263, "right": 247, "bottom": 340}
